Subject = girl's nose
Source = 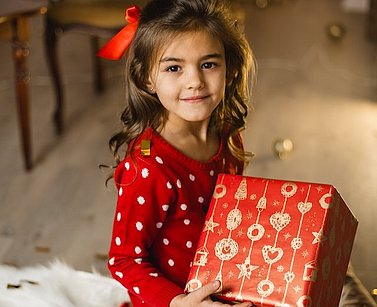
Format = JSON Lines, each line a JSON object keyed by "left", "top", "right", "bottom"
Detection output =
{"left": 186, "top": 68, "right": 204, "bottom": 90}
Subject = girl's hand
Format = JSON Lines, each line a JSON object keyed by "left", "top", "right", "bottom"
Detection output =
{"left": 170, "top": 280, "right": 253, "bottom": 307}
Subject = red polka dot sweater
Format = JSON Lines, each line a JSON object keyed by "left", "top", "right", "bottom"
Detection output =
{"left": 108, "top": 127, "right": 244, "bottom": 307}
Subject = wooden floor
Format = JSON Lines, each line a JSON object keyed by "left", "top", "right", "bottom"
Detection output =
{"left": 1, "top": 0, "right": 376, "bottom": 295}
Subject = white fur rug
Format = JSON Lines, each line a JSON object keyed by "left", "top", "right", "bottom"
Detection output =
{"left": 0, "top": 261, "right": 130, "bottom": 307}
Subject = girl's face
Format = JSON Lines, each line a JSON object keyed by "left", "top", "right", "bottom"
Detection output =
{"left": 149, "top": 30, "right": 226, "bottom": 127}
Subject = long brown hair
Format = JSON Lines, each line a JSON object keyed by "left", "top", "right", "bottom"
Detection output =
{"left": 109, "top": 0, "right": 255, "bottom": 166}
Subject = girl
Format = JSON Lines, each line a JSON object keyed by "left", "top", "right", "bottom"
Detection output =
{"left": 99, "top": 0, "right": 255, "bottom": 306}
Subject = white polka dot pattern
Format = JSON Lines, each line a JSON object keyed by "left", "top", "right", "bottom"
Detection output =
{"left": 108, "top": 128, "right": 243, "bottom": 305}
{"left": 109, "top": 257, "right": 115, "bottom": 265}
{"left": 137, "top": 196, "right": 145, "bottom": 205}
{"left": 115, "top": 237, "right": 121, "bottom": 246}
{"left": 136, "top": 222, "right": 143, "bottom": 231}
{"left": 176, "top": 179, "right": 182, "bottom": 188}
{"left": 141, "top": 168, "right": 149, "bottom": 178}
{"left": 135, "top": 258, "right": 142, "bottom": 264}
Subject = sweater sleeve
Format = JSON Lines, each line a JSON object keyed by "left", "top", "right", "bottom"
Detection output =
{"left": 108, "top": 157, "right": 184, "bottom": 306}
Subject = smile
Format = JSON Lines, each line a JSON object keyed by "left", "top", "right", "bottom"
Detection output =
{"left": 180, "top": 95, "right": 210, "bottom": 103}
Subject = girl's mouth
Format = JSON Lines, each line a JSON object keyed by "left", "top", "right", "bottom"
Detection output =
{"left": 180, "top": 95, "right": 210, "bottom": 103}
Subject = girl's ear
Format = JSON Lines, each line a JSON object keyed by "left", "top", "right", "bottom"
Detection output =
{"left": 146, "top": 77, "right": 155, "bottom": 94}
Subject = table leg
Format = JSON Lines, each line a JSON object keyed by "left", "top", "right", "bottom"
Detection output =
{"left": 11, "top": 17, "right": 32, "bottom": 170}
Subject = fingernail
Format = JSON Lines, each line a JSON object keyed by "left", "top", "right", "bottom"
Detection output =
{"left": 213, "top": 280, "right": 221, "bottom": 288}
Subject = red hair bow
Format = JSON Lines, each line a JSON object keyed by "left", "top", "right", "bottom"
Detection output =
{"left": 97, "top": 5, "right": 141, "bottom": 60}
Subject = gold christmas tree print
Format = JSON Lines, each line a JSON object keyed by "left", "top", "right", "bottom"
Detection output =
{"left": 235, "top": 178, "right": 247, "bottom": 200}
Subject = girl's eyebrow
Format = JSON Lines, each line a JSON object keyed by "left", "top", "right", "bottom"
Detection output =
{"left": 160, "top": 53, "right": 224, "bottom": 63}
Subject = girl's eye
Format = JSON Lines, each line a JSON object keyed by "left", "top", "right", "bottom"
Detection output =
{"left": 166, "top": 65, "right": 181, "bottom": 72}
{"left": 201, "top": 62, "right": 217, "bottom": 69}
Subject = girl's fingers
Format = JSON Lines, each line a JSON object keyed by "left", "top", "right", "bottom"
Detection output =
{"left": 188, "top": 281, "right": 254, "bottom": 306}
{"left": 190, "top": 280, "right": 221, "bottom": 302}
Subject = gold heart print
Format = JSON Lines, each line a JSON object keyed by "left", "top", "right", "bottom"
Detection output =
{"left": 270, "top": 212, "right": 291, "bottom": 232}
{"left": 297, "top": 201, "right": 312, "bottom": 214}
{"left": 262, "top": 245, "right": 284, "bottom": 264}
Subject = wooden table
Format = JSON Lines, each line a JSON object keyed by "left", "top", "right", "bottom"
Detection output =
{"left": 0, "top": 1, "right": 47, "bottom": 170}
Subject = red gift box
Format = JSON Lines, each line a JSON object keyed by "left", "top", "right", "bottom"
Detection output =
{"left": 185, "top": 174, "right": 358, "bottom": 306}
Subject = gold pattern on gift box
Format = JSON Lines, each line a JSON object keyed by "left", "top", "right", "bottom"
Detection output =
{"left": 234, "top": 178, "right": 247, "bottom": 200}
{"left": 280, "top": 185, "right": 313, "bottom": 305}
{"left": 247, "top": 223, "right": 265, "bottom": 241}
{"left": 215, "top": 238, "right": 239, "bottom": 261}
{"left": 236, "top": 259, "right": 258, "bottom": 280}
{"left": 185, "top": 278, "right": 203, "bottom": 292}
{"left": 214, "top": 177, "right": 246, "bottom": 292}
{"left": 304, "top": 186, "right": 334, "bottom": 306}
{"left": 204, "top": 216, "right": 220, "bottom": 233}
{"left": 297, "top": 295, "right": 312, "bottom": 307}
{"left": 257, "top": 182, "right": 297, "bottom": 304}
{"left": 186, "top": 175, "right": 356, "bottom": 306}
{"left": 236, "top": 180, "right": 269, "bottom": 301}
{"left": 303, "top": 260, "right": 318, "bottom": 282}
{"left": 319, "top": 191, "right": 333, "bottom": 209}
{"left": 312, "top": 229, "right": 327, "bottom": 244}
{"left": 193, "top": 246, "right": 210, "bottom": 266}
{"left": 213, "top": 184, "right": 227, "bottom": 199}
{"left": 187, "top": 175, "right": 227, "bottom": 293}
{"left": 262, "top": 245, "right": 284, "bottom": 264}
{"left": 226, "top": 209, "right": 242, "bottom": 230}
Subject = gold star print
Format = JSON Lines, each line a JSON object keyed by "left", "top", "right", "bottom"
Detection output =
{"left": 204, "top": 216, "right": 220, "bottom": 232}
{"left": 301, "top": 249, "right": 309, "bottom": 258}
{"left": 316, "top": 185, "right": 324, "bottom": 193}
{"left": 237, "top": 229, "right": 244, "bottom": 237}
{"left": 312, "top": 229, "right": 327, "bottom": 244}
{"left": 236, "top": 261, "right": 259, "bottom": 279}
{"left": 293, "top": 285, "right": 302, "bottom": 294}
